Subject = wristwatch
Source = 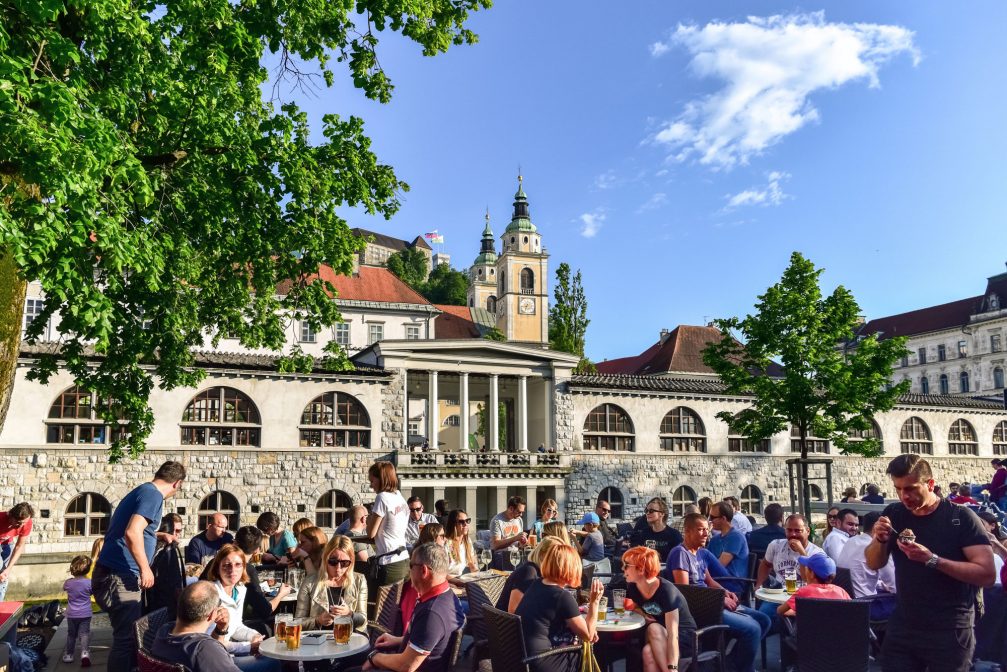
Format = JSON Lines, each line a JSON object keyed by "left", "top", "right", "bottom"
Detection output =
{"left": 926, "top": 553, "right": 940, "bottom": 569}
{"left": 668, "top": 665, "right": 678, "bottom": 670}
{"left": 368, "top": 649, "right": 380, "bottom": 663}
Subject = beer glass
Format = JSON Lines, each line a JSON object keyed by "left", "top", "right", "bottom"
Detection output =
{"left": 274, "top": 614, "right": 291, "bottom": 641}
{"left": 333, "top": 616, "right": 353, "bottom": 645}
{"left": 784, "top": 570, "right": 798, "bottom": 594}
{"left": 612, "top": 589, "right": 626, "bottom": 616}
{"left": 597, "top": 596, "right": 608, "bottom": 622}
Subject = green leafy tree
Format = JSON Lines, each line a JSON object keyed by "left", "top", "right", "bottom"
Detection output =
{"left": 549, "top": 262, "right": 592, "bottom": 371}
{"left": 0, "top": 0, "right": 490, "bottom": 461}
{"left": 702, "top": 252, "right": 908, "bottom": 516}
{"left": 475, "top": 401, "right": 507, "bottom": 450}
{"left": 483, "top": 327, "right": 506, "bottom": 342}
{"left": 385, "top": 247, "right": 430, "bottom": 289}
{"left": 422, "top": 263, "right": 469, "bottom": 305}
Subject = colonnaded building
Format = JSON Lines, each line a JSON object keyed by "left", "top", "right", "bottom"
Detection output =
{"left": 4, "top": 180, "right": 1007, "bottom": 596}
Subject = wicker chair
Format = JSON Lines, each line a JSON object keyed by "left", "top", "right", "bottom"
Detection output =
{"left": 482, "top": 605, "right": 582, "bottom": 672}
{"left": 675, "top": 584, "right": 730, "bottom": 672}
{"left": 834, "top": 567, "right": 855, "bottom": 598}
{"left": 137, "top": 648, "right": 187, "bottom": 672}
{"left": 465, "top": 575, "right": 507, "bottom": 662}
{"left": 133, "top": 607, "right": 170, "bottom": 655}
{"left": 795, "top": 597, "right": 871, "bottom": 672}
{"left": 367, "top": 580, "right": 404, "bottom": 643}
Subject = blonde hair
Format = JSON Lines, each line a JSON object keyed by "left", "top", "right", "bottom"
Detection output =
{"left": 539, "top": 499, "right": 558, "bottom": 519}
{"left": 308, "top": 535, "right": 357, "bottom": 606}
{"left": 529, "top": 536, "right": 566, "bottom": 565}
{"left": 89, "top": 537, "right": 104, "bottom": 562}
{"left": 292, "top": 518, "right": 313, "bottom": 537}
{"left": 541, "top": 521, "right": 571, "bottom": 546}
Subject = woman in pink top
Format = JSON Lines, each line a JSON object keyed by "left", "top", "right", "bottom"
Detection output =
{"left": 778, "top": 553, "right": 850, "bottom": 617}
{"left": 63, "top": 555, "right": 93, "bottom": 666}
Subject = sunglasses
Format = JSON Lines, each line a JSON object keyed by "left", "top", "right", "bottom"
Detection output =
{"left": 327, "top": 558, "right": 352, "bottom": 568}
{"left": 645, "top": 508, "right": 662, "bottom": 515}
{"left": 621, "top": 563, "right": 636, "bottom": 571}
{"left": 409, "top": 508, "right": 423, "bottom": 512}
{"left": 598, "top": 508, "right": 611, "bottom": 513}
{"left": 458, "top": 518, "right": 471, "bottom": 525}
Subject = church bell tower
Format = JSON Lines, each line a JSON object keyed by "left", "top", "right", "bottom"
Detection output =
{"left": 495, "top": 176, "right": 549, "bottom": 343}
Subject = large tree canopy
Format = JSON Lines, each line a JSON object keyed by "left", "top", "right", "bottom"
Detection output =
{"left": 549, "top": 262, "right": 594, "bottom": 373}
{"left": 0, "top": 0, "right": 490, "bottom": 460}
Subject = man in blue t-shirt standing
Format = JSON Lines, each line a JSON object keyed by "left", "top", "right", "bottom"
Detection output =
{"left": 708, "top": 500, "right": 750, "bottom": 595}
{"left": 94, "top": 460, "right": 186, "bottom": 672}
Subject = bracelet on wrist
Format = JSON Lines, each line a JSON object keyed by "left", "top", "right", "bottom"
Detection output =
{"left": 213, "top": 628, "right": 229, "bottom": 636}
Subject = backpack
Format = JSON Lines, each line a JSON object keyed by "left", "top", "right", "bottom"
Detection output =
{"left": 143, "top": 541, "right": 186, "bottom": 618}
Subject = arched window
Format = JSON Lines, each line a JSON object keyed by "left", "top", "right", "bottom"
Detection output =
{"left": 846, "top": 419, "right": 883, "bottom": 451}
{"left": 948, "top": 419, "right": 978, "bottom": 455}
{"left": 520, "top": 268, "right": 534, "bottom": 295}
{"left": 598, "top": 487, "right": 624, "bottom": 519}
{"left": 939, "top": 374, "right": 949, "bottom": 395}
{"left": 181, "top": 387, "right": 260, "bottom": 446}
{"left": 443, "top": 415, "right": 460, "bottom": 427}
{"left": 900, "top": 417, "right": 932, "bottom": 454}
{"left": 920, "top": 376, "right": 929, "bottom": 394}
{"left": 995, "top": 368, "right": 1005, "bottom": 390}
{"left": 486, "top": 296, "right": 497, "bottom": 313}
{"left": 299, "top": 392, "right": 371, "bottom": 448}
{"left": 315, "top": 490, "right": 353, "bottom": 530}
{"left": 994, "top": 421, "right": 1007, "bottom": 456}
{"left": 660, "top": 407, "right": 706, "bottom": 452}
{"left": 198, "top": 491, "right": 240, "bottom": 532}
{"left": 583, "top": 404, "right": 635, "bottom": 451}
{"left": 46, "top": 386, "right": 126, "bottom": 445}
{"left": 64, "top": 493, "right": 111, "bottom": 537}
{"left": 671, "top": 485, "right": 696, "bottom": 517}
{"left": 790, "top": 425, "right": 829, "bottom": 454}
{"left": 960, "top": 372, "right": 970, "bottom": 393}
{"left": 809, "top": 484, "right": 824, "bottom": 502}
{"left": 739, "top": 485, "right": 763, "bottom": 515}
{"left": 727, "top": 414, "right": 770, "bottom": 453}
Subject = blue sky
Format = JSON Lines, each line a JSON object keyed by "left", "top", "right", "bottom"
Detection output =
{"left": 290, "top": 2, "right": 1007, "bottom": 363}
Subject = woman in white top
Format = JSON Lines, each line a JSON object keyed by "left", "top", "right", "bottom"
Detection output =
{"left": 445, "top": 509, "right": 478, "bottom": 576}
{"left": 365, "top": 460, "right": 409, "bottom": 589}
{"left": 206, "top": 545, "right": 280, "bottom": 672}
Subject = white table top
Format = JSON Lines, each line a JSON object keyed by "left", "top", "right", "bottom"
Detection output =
{"left": 258, "top": 631, "right": 369, "bottom": 661}
{"left": 755, "top": 588, "right": 790, "bottom": 605}
{"left": 595, "top": 611, "right": 646, "bottom": 632}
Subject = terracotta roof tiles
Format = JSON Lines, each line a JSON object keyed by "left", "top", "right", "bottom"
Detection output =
{"left": 277, "top": 265, "right": 432, "bottom": 306}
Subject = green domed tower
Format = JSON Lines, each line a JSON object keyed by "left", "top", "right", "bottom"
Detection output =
{"left": 496, "top": 176, "right": 549, "bottom": 343}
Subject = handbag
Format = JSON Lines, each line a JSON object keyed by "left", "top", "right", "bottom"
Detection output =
{"left": 579, "top": 640, "right": 601, "bottom": 672}
{"left": 365, "top": 546, "right": 405, "bottom": 582}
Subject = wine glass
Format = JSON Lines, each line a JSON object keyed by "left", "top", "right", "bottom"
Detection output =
{"left": 479, "top": 549, "right": 492, "bottom": 571}
{"left": 508, "top": 546, "right": 521, "bottom": 570}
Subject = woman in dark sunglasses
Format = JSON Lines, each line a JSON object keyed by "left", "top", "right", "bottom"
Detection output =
{"left": 445, "top": 510, "right": 478, "bottom": 576}
{"left": 294, "top": 534, "right": 368, "bottom": 644}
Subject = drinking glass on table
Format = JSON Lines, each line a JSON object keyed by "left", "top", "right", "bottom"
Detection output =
{"left": 784, "top": 570, "right": 798, "bottom": 594}
{"left": 479, "top": 549, "right": 492, "bottom": 571}
{"left": 508, "top": 546, "right": 521, "bottom": 570}
{"left": 274, "top": 614, "right": 291, "bottom": 641}
{"left": 333, "top": 616, "right": 353, "bottom": 646}
{"left": 612, "top": 589, "right": 626, "bottom": 616}
{"left": 597, "top": 596, "right": 608, "bottom": 622}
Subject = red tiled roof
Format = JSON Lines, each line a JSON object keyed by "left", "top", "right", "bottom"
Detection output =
{"left": 277, "top": 265, "right": 431, "bottom": 306}
{"left": 857, "top": 296, "right": 981, "bottom": 340}
{"left": 434, "top": 305, "right": 481, "bottom": 339}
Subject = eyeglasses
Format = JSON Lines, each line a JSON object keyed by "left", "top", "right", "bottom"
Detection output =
{"left": 645, "top": 508, "right": 662, "bottom": 515}
{"left": 327, "top": 558, "right": 352, "bottom": 568}
{"left": 621, "top": 563, "right": 636, "bottom": 571}
{"left": 457, "top": 518, "right": 471, "bottom": 525}
{"left": 409, "top": 507, "right": 423, "bottom": 512}
{"left": 597, "top": 508, "right": 611, "bottom": 513}
{"left": 221, "top": 562, "right": 244, "bottom": 570}
{"left": 545, "top": 508, "right": 557, "bottom": 514}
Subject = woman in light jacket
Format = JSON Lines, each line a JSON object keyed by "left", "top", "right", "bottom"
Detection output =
{"left": 295, "top": 535, "right": 368, "bottom": 632}
{"left": 206, "top": 545, "right": 279, "bottom": 672}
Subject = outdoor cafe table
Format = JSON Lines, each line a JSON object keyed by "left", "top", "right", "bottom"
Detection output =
{"left": 754, "top": 587, "right": 791, "bottom": 605}
{"left": 594, "top": 611, "right": 645, "bottom": 632}
{"left": 259, "top": 631, "right": 369, "bottom": 662}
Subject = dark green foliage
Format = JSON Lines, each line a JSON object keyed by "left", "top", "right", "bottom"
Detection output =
{"left": 549, "top": 263, "right": 590, "bottom": 356}
{"left": 423, "top": 263, "right": 469, "bottom": 306}
{"left": 386, "top": 247, "right": 430, "bottom": 289}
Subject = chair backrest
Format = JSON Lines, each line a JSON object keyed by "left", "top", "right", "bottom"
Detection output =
{"left": 795, "top": 598, "right": 870, "bottom": 672}
{"left": 445, "top": 622, "right": 467, "bottom": 667}
{"left": 833, "top": 567, "right": 855, "bottom": 598}
{"left": 675, "top": 584, "right": 725, "bottom": 629}
{"left": 374, "top": 580, "right": 404, "bottom": 634}
{"left": 482, "top": 605, "right": 531, "bottom": 672}
{"left": 134, "top": 607, "right": 169, "bottom": 654}
{"left": 467, "top": 575, "right": 507, "bottom": 613}
{"left": 137, "top": 648, "right": 188, "bottom": 672}
{"left": 581, "top": 563, "right": 595, "bottom": 587}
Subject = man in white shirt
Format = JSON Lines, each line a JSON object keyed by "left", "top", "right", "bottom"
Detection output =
{"left": 489, "top": 496, "right": 528, "bottom": 569}
{"left": 822, "top": 508, "right": 859, "bottom": 561}
{"left": 836, "top": 512, "right": 897, "bottom": 620}
{"left": 755, "top": 514, "right": 826, "bottom": 624}
{"left": 725, "top": 496, "right": 753, "bottom": 536}
{"left": 404, "top": 497, "right": 438, "bottom": 548}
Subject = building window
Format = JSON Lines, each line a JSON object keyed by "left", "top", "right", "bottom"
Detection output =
{"left": 900, "top": 355, "right": 909, "bottom": 368}
{"left": 486, "top": 296, "right": 497, "bottom": 313}
{"left": 64, "top": 493, "right": 111, "bottom": 537}
{"left": 994, "top": 421, "right": 1007, "bottom": 456}
{"left": 846, "top": 420, "right": 883, "bottom": 451}
{"left": 443, "top": 414, "right": 460, "bottom": 427}
{"left": 180, "top": 387, "right": 260, "bottom": 447}
{"left": 728, "top": 436, "right": 771, "bottom": 453}
{"left": 937, "top": 344, "right": 946, "bottom": 361}
{"left": 671, "top": 485, "right": 696, "bottom": 517}
{"left": 939, "top": 374, "right": 949, "bottom": 395}
{"left": 197, "top": 491, "right": 240, "bottom": 532}
{"left": 960, "top": 372, "right": 970, "bottom": 393}
{"left": 991, "top": 334, "right": 1002, "bottom": 354}
{"left": 315, "top": 490, "right": 353, "bottom": 530}
{"left": 809, "top": 484, "right": 824, "bottom": 502}
{"left": 598, "top": 487, "right": 623, "bottom": 519}
{"left": 959, "top": 341, "right": 968, "bottom": 358}
{"left": 739, "top": 485, "right": 763, "bottom": 515}
{"left": 659, "top": 407, "right": 706, "bottom": 452}
{"left": 46, "top": 386, "right": 126, "bottom": 445}
{"left": 405, "top": 325, "right": 421, "bottom": 340}
{"left": 790, "top": 425, "right": 829, "bottom": 454}
{"left": 520, "top": 268, "right": 535, "bottom": 295}
{"left": 23, "top": 298, "right": 45, "bottom": 335}
{"left": 918, "top": 347, "right": 927, "bottom": 364}
{"left": 582, "top": 404, "right": 635, "bottom": 451}
{"left": 920, "top": 376, "right": 929, "bottom": 394}
{"left": 367, "top": 323, "right": 383, "bottom": 345}
{"left": 948, "top": 419, "right": 978, "bottom": 456}
{"left": 900, "top": 417, "right": 932, "bottom": 455}
{"left": 499, "top": 271, "right": 506, "bottom": 294}
{"left": 995, "top": 368, "right": 1005, "bottom": 390}
{"left": 299, "top": 392, "right": 371, "bottom": 449}
{"left": 299, "top": 321, "right": 316, "bottom": 343}
{"left": 334, "top": 323, "right": 350, "bottom": 346}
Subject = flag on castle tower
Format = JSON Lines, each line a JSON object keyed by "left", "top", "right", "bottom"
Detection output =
{"left": 424, "top": 230, "right": 444, "bottom": 244}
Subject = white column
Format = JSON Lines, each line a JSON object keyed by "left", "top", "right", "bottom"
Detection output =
{"left": 543, "top": 376, "right": 553, "bottom": 452}
{"left": 459, "top": 373, "right": 470, "bottom": 452}
{"left": 555, "top": 483, "right": 567, "bottom": 522}
{"left": 488, "top": 374, "right": 500, "bottom": 452}
{"left": 495, "top": 486, "right": 508, "bottom": 515}
{"left": 525, "top": 486, "right": 537, "bottom": 532}
{"left": 402, "top": 369, "right": 409, "bottom": 450}
{"left": 433, "top": 486, "right": 446, "bottom": 511}
{"left": 463, "top": 487, "right": 478, "bottom": 526}
{"left": 518, "top": 375, "right": 529, "bottom": 452}
{"left": 428, "top": 371, "right": 439, "bottom": 451}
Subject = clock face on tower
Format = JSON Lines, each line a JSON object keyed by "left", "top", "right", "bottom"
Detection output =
{"left": 519, "top": 297, "right": 535, "bottom": 315}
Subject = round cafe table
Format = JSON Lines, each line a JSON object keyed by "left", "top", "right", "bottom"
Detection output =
{"left": 754, "top": 587, "right": 790, "bottom": 605}
{"left": 258, "top": 631, "right": 369, "bottom": 662}
{"left": 594, "top": 611, "right": 646, "bottom": 632}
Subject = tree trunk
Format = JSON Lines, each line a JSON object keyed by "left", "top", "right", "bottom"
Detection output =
{"left": 0, "top": 249, "right": 26, "bottom": 434}
{"left": 799, "top": 424, "right": 811, "bottom": 519}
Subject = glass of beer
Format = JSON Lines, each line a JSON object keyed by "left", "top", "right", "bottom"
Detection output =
{"left": 333, "top": 616, "right": 353, "bottom": 646}
{"left": 612, "top": 589, "right": 626, "bottom": 616}
{"left": 274, "top": 614, "right": 291, "bottom": 641}
{"left": 784, "top": 570, "right": 798, "bottom": 594}
{"left": 597, "top": 596, "right": 608, "bottom": 622}
{"left": 286, "top": 623, "right": 302, "bottom": 650}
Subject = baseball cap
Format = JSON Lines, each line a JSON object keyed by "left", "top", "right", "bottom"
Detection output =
{"left": 797, "top": 553, "right": 836, "bottom": 580}
{"left": 576, "top": 512, "right": 600, "bottom": 525}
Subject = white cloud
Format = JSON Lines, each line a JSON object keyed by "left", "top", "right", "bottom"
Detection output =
{"left": 594, "top": 170, "right": 618, "bottom": 190}
{"left": 724, "top": 170, "right": 790, "bottom": 210}
{"left": 636, "top": 192, "right": 668, "bottom": 213}
{"left": 651, "top": 12, "right": 919, "bottom": 168}
{"left": 578, "top": 210, "right": 606, "bottom": 238}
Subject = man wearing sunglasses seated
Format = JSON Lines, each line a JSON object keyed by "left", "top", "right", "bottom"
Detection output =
{"left": 405, "top": 497, "right": 439, "bottom": 549}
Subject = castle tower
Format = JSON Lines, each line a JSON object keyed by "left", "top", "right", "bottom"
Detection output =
{"left": 467, "top": 209, "right": 498, "bottom": 311}
{"left": 495, "top": 176, "right": 549, "bottom": 343}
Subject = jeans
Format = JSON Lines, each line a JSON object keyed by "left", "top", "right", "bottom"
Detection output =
{"left": 234, "top": 653, "right": 282, "bottom": 672}
{"left": 723, "top": 605, "right": 772, "bottom": 672}
{"left": 881, "top": 618, "right": 974, "bottom": 672}
{"left": 63, "top": 617, "right": 92, "bottom": 658}
{"left": 757, "top": 599, "right": 781, "bottom": 633}
{"left": 0, "top": 543, "right": 11, "bottom": 601}
{"left": 92, "top": 564, "right": 143, "bottom": 672}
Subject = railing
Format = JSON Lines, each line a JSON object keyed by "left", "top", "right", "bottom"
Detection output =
{"left": 398, "top": 450, "right": 569, "bottom": 470}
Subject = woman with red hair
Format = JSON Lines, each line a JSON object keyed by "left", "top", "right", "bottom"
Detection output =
{"left": 622, "top": 545, "right": 696, "bottom": 672}
{"left": 515, "top": 543, "right": 604, "bottom": 671}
